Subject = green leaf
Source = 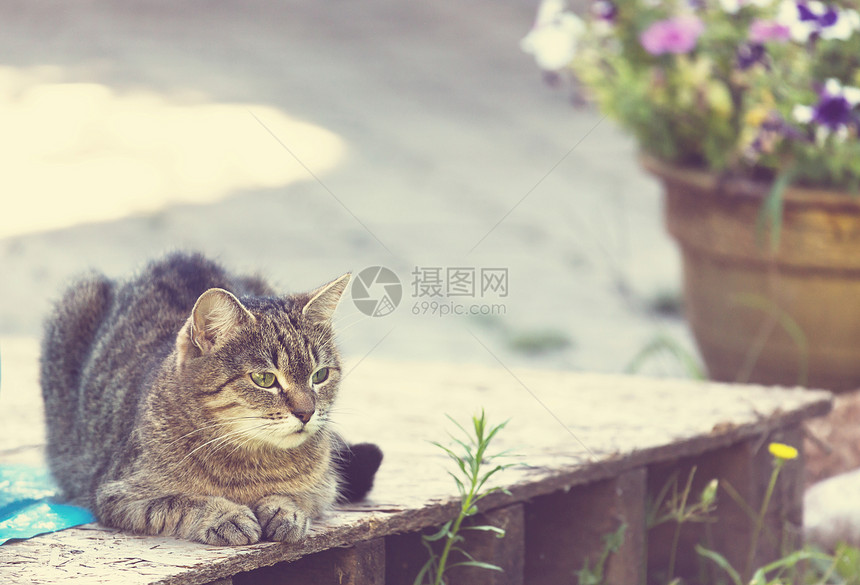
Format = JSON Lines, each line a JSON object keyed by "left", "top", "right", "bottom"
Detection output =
{"left": 447, "top": 561, "right": 504, "bottom": 572}
{"left": 755, "top": 169, "right": 792, "bottom": 252}
{"left": 445, "top": 413, "right": 472, "bottom": 442}
{"left": 413, "top": 558, "right": 435, "bottom": 585}
{"left": 730, "top": 293, "right": 809, "bottom": 387}
{"left": 422, "top": 520, "right": 453, "bottom": 542}
{"left": 483, "top": 419, "right": 510, "bottom": 446}
{"left": 755, "top": 548, "right": 831, "bottom": 575}
{"left": 447, "top": 471, "right": 466, "bottom": 498}
{"left": 603, "top": 523, "right": 627, "bottom": 551}
{"left": 647, "top": 470, "right": 680, "bottom": 528}
{"left": 451, "top": 546, "right": 477, "bottom": 562}
{"left": 446, "top": 433, "right": 475, "bottom": 459}
{"left": 834, "top": 542, "right": 860, "bottom": 581}
{"left": 696, "top": 545, "right": 743, "bottom": 585}
{"left": 576, "top": 558, "right": 601, "bottom": 585}
{"left": 625, "top": 334, "right": 705, "bottom": 379}
{"left": 462, "top": 525, "right": 506, "bottom": 537}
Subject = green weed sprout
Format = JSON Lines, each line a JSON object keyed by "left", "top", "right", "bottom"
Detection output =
{"left": 647, "top": 466, "right": 719, "bottom": 582}
{"left": 414, "top": 410, "right": 512, "bottom": 585}
{"left": 576, "top": 522, "right": 627, "bottom": 585}
{"left": 697, "top": 442, "right": 832, "bottom": 584}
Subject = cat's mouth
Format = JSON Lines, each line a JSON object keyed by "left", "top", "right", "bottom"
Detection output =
{"left": 265, "top": 419, "right": 316, "bottom": 449}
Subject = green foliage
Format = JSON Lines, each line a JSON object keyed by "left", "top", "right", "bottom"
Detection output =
{"left": 415, "top": 410, "right": 513, "bottom": 585}
{"left": 527, "top": 0, "right": 860, "bottom": 190}
{"left": 648, "top": 445, "right": 860, "bottom": 584}
{"left": 832, "top": 543, "right": 860, "bottom": 584}
{"left": 506, "top": 329, "right": 572, "bottom": 356}
{"left": 576, "top": 523, "right": 628, "bottom": 585}
{"left": 647, "top": 466, "right": 719, "bottom": 582}
{"left": 730, "top": 293, "right": 809, "bottom": 386}
{"left": 626, "top": 334, "right": 705, "bottom": 379}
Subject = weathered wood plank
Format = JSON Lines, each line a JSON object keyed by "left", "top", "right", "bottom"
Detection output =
{"left": 524, "top": 468, "right": 646, "bottom": 585}
{"left": 448, "top": 504, "right": 525, "bottom": 585}
{"left": 0, "top": 344, "right": 832, "bottom": 585}
{"left": 232, "top": 538, "right": 385, "bottom": 585}
{"left": 382, "top": 505, "right": 525, "bottom": 585}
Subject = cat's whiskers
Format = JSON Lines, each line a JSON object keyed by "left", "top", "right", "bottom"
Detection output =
{"left": 224, "top": 431, "right": 259, "bottom": 460}
{"left": 178, "top": 422, "right": 271, "bottom": 465}
{"left": 326, "top": 405, "right": 357, "bottom": 416}
{"left": 165, "top": 416, "right": 261, "bottom": 448}
{"left": 192, "top": 415, "right": 303, "bottom": 463}
{"left": 222, "top": 418, "right": 283, "bottom": 458}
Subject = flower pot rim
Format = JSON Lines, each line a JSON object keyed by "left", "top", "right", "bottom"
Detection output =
{"left": 640, "top": 153, "right": 860, "bottom": 210}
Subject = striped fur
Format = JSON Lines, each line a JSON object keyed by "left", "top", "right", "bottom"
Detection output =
{"left": 41, "top": 253, "right": 368, "bottom": 545}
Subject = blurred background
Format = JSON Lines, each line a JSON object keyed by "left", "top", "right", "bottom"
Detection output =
{"left": 0, "top": 0, "right": 692, "bottom": 376}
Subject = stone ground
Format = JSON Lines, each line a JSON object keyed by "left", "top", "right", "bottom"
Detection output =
{"left": 0, "top": 0, "right": 688, "bottom": 377}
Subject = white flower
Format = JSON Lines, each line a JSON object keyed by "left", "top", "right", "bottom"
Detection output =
{"left": 824, "top": 78, "right": 860, "bottom": 106}
{"left": 521, "top": 0, "right": 585, "bottom": 70}
{"left": 794, "top": 78, "right": 860, "bottom": 143}
{"left": 792, "top": 104, "right": 814, "bottom": 123}
{"left": 777, "top": 0, "right": 860, "bottom": 43}
{"left": 719, "top": 0, "right": 774, "bottom": 15}
{"left": 821, "top": 8, "right": 860, "bottom": 41}
{"left": 777, "top": 0, "right": 816, "bottom": 42}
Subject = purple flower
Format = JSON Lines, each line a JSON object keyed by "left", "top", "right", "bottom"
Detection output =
{"left": 736, "top": 42, "right": 768, "bottom": 69}
{"left": 777, "top": 0, "right": 860, "bottom": 42}
{"left": 592, "top": 0, "right": 617, "bottom": 22}
{"left": 793, "top": 79, "right": 860, "bottom": 139}
{"left": 749, "top": 19, "right": 791, "bottom": 43}
{"left": 640, "top": 15, "right": 705, "bottom": 55}
{"left": 744, "top": 113, "right": 807, "bottom": 161}
{"left": 812, "top": 94, "right": 855, "bottom": 131}
{"left": 797, "top": 2, "right": 837, "bottom": 26}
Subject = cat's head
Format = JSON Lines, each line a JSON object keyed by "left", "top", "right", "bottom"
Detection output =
{"left": 173, "top": 274, "right": 350, "bottom": 451}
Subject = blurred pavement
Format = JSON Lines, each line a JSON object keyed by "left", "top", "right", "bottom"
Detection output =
{"left": 0, "top": 0, "right": 693, "bottom": 376}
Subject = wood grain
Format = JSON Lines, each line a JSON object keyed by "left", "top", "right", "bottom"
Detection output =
{"left": 0, "top": 340, "right": 832, "bottom": 584}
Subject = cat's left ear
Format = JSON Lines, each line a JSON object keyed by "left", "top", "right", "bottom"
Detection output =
{"left": 302, "top": 273, "right": 351, "bottom": 323}
{"left": 177, "top": 288, "right": 255, "bottom": 364}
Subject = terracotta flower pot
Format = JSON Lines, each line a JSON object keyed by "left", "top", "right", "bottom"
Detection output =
{"left": 642, "top": 155, "right": 860, "bottom": 392}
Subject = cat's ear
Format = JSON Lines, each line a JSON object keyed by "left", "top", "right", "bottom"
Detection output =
{"left": 177, "top": 288, "right": 255, "bottom": 362}
{"left": 302, "top": 273, "right": 351, "bottom": 323}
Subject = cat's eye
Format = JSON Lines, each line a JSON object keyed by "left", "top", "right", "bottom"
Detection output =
{"left": 250, "top": 372, "right": 277, "bottom": 388}
{"left": 311, "top": 367, "right": 330, "bottom": 385}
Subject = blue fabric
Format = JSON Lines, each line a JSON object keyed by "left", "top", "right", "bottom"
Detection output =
{"left": 0, "top": 464, "right": 96, "bottom": 544}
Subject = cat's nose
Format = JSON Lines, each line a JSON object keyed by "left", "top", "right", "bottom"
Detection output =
{"left": 294, "top": 410, "right": 314, "bottom": 425}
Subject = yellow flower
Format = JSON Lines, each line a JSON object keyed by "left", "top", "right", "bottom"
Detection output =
{"left": 745, "top": 105, "right": 769, "bottom": 128}
{"left": 768, "top": 442, "right": 798, "bottom": 460}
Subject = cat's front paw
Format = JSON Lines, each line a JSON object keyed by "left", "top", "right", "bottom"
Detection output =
{"left": 254, "top": 495, "right": 311, "bottom": 543}
{"left": 201, "top": 505, "right": 262, "bottom": 546}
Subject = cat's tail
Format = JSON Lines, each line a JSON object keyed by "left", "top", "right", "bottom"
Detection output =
{"left": 40, "top": 273, "right": 114, "bottom": 456}
{"left": 334, "top": 441, "right": 384, "bottom": 503}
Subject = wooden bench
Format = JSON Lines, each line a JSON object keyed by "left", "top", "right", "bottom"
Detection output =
{"left": 0, "top": 339, "right": 831, "bottom": 584}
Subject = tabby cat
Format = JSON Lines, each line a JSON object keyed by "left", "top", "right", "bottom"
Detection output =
{"left": 40, "top": 253, "right": 381, "bottom": 545}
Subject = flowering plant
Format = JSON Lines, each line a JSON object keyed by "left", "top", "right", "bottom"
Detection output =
{"left": 522, "top": 0, "right": 860, "bottom": 190}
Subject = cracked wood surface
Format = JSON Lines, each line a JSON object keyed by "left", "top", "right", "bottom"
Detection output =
{"left": 0, "top": 338, "right": 832, "bottom": 584}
